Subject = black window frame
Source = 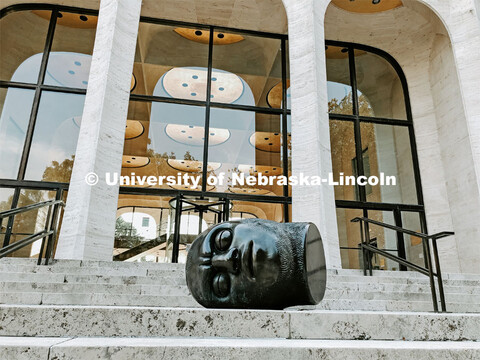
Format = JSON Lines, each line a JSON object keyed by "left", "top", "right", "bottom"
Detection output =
{"left": 327, "top": 40, "right": 427, "bottom": 269}
{"left": 0, "top": 6, "right": 428, "bottom": 268}
{"left": 0, "top": 5, "right": 292, "bottom": 252}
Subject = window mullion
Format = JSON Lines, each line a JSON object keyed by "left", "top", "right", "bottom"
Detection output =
{"left": 201, "top": 26, "right": 215, "bottom": 194}
{"left": 348, "top": 45, "right": 366, "bottom": 202}
{"left": 16, "top": 9, "right": 58, "bottom": 181}
{"left": 281, "top": 38, "right": 289, "bottom": 222}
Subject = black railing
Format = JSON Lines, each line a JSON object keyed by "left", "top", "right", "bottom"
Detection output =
{"left": 0, "top": 200, "right": 64, "bottom": 265}
{"left": 351, "top": 216, "right": 454, "bottom": 313}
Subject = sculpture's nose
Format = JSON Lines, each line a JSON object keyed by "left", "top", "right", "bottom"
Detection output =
{"left": 212, "top": 248, "right": 239, "bottom": 274}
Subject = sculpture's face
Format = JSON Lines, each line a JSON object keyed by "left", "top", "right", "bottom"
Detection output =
{"left": 186, "top": 220, "right": 296, "bottom": 309}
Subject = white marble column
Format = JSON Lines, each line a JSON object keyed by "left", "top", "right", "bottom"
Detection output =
{"left": 283, "top": 0, "right": 342, "bottom": 269}
{"left": 55, "top": 0, "right": 142, "bottom": 261}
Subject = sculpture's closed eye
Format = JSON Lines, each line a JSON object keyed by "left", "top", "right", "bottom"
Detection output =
{"left": 212, "top": 272, "right": 230, "bottom": 297}
{"left": 214, "top": 229, "right": 232, "bottom": 251}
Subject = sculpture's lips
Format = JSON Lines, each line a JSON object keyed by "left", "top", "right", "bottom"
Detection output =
{"left": 243, "top": 240, "right": 255, "bottom": 280}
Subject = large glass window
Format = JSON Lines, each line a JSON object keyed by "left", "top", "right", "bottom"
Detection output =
{"left": 327, "top": 42, "right": 425, "bottom": 270}
{"left": 0, "top": 7, "right": 96, "bottom": 256}
{"left": 122, "top": 17, "right": 291, "bottom": 262}
{"left": 0, "top": 8, "right": 96, "bottom": 182}
{"left": 0, "top": 6, "right": 290, "bottom": 262}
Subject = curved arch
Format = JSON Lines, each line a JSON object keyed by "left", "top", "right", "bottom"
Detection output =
{"left": 324, "top": 0, "right": 480, "bottom": 273}
{"left": 326, "top": 40, "right": 413, "bottom": 121}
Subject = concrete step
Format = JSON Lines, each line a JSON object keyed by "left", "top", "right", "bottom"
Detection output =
{"left": 2, "top": 273, "right": 476, "bottom": 296}
{"left": 330, "top": 275, "right": 480, "bottom": 287}
{"left": 1, "top": 258, "right": 478, "bottom": 312}
{"left": 323, "top": 289, "right": 479, "bottom": 304}
{"left": 64, "top": 273, "right": 186, "bottom": 286}
{"left": 0, "top": 292, "right": 197, "bottom": 307}
{"left": 3, "top": 258, "right": 479, "bottom": 279}
{"left": 0, "top": 281, "right": 189, "bottom": 296}
{"left": 1, "top": 305, "right": 479, "bottom": 341}
{"left": 1, "top": 336, "right": 479, "bottom": 360}
{"left": 1, "top": 292, "right": 476, "bottom": 312}
{"left": 0, "top": 257, "right": 183, "bottom": 270}
{"left": 332, "top": 268, "right": 480, "bottom": 281}
{"left": 325, "top": 281, "right": 480, "bottom": 294}
{"left": 40, "top": 293, "right": 199, "bottom": 307}
{"left": 0, "top": 264, "right": 185, "bottom": 277}
{"left": 315, "top": 299, "right": 480, "bottom": 313}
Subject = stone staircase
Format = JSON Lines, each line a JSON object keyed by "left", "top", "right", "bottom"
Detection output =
{"left": 0, "top": 258, "right": 478, "bottom": 312}
{"left": 0, "top": 258, "right": 479, "bottom": 359}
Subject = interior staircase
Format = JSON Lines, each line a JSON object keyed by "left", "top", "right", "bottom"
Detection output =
{"left": 0, "top": 258, "right": 479, "bottom": 359}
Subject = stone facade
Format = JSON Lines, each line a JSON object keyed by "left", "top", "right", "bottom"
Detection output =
{"left": 2, "top": 0, "right": 479, "bottom": 273}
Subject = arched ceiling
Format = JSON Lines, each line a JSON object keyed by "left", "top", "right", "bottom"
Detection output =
{"left": 142, "top": 0, "right": 287, "bottom": 34}
{"left": 2, "top": 0, "right": 288, "bottom": 34}
{"left": 331, "top": 0, "right": 403, "bottom": 14}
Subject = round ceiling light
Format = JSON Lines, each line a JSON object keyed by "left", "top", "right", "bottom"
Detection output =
{"left": 167, "top": 159, "right": 221, "bottom": 173}
{"left": 237, "top": 165, "right": 283, "bottom": 176}
{"left": 45, "top": 52, "right": 91, "bottom": 88}
{"left": 228, "top": 187, "right": 271, "bottom": 195}
{"left": 165, "top": 124, "right": 230, "bottom": 146}
{"left": 331, "top": 0, "right": 402, "bottom": 14}
{"left": 122, "top": 155, "right": 150, "bottom": 168}
{"left": 125, "top": 120, "right": 144, "bottom": 140}
{"left": 174, "top": 28, "right": 244, "bottom": 45}
{"left": 325, "top": 46, "right": 367, "bottom": 59}
{"left": 33, "top": 10, "right": 97, "bottom": 28}
{"left": 249, "top": 132, "right": 283, "bottom": 153}
{"left": 130, "top": 74, "right": 136, "bottom": 92}
{"left": 267, "top": 81, "right": 290, "bottom": 109}
{"left": 162, "top": 67, "right": 244, "bottom": 103}
{"left": 169, "top": 184, "right": 215, "bottom": 191}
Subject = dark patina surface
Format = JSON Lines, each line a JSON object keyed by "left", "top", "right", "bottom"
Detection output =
{"left": 186, "top": 219, "right": 327, "bottom": 309}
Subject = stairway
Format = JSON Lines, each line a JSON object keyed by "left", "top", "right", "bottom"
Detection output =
{"left": 0, "top": 258, "right": 479, "bottom": 359}
{"left": 0, "top": 258, "right": 478, "bottom": 312}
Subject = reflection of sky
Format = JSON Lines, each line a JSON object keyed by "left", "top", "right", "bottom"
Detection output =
{"left": 11, "top": 52, "right": 91, "bottom": 89}
{"left": 0, "top": 52, "right": 88, "bottom": 180}
{"left": 0, "top": 88, "right": 35, "bottom": 179}
{"left": 327, "top": 81, "right": 351, "bottom": 102}
{"left": 24, "top": 91, "right": 85, "bottom": 180}
{"left": 0, "top": 188, "right": 15, "bottom": 205}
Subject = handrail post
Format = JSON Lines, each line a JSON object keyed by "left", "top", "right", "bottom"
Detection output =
{"left": 38, "top": 204, "right": 53, "bottom": 265}
{"left": 431, "top": 236, "right": 447, "bottom": 312}
{"left": 351, "top": 216, "right": 453, "bottom": 313}
{"left": 45, "top": 197, "right": 63, "bottom": 265}
{"left": 172, "top": 195, "right": 183, "bottom": 263}
{"left": 364, "top": 221, "right": 373, "bottom": 276}
{"left": 422, "top": 237, "right": 439, "bottom": 312}
{"left": 359, "top": 221, "right": 367, "bottom": 276}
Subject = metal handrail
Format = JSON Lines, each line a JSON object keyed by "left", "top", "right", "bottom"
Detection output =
{"left": 351, "top": 216, "right": 454, "bottom": 313}
{"left": 0, "top": 200, "right": 63, "bottom": 219}
{"left": 0, "top": 200, "right": 64, "bottom": 265}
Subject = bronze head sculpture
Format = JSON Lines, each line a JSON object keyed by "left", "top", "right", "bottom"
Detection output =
{"left": 185, "top": 219, "right": 327, "bottom": 309}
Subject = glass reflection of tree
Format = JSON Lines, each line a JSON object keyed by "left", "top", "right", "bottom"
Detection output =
{"left": 0, "top": 189, "right": 49, "bottom": 256}
{"left": 144, "top": 149, "right": 214, "bottom": 188}
{"left": 114, "top": 216, "right": 144, "bottom": 249}
{"left": 42, "top": 155, "right": 75, "bottom": 183}
{"left": 329, "top": 92, "right": 374, "bottom": 166}
{"left": 328, "top": 92, "right": 373, "bottom": 116}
